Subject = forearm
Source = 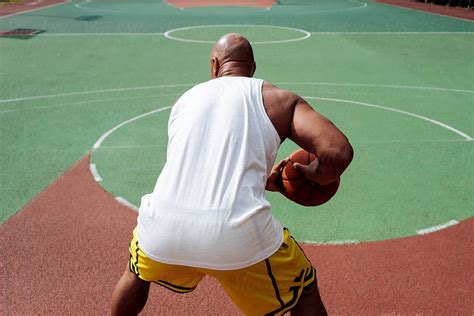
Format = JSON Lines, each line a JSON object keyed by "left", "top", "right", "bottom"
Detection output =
{"left": 312, "top": 140, "right": 353, "bottom": 185}
{"left": 289, "top": 97, "right": 354, "bottom": 184}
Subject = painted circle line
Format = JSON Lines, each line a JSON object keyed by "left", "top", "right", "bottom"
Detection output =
{"left": 163, "top": 25, "right": 311, "bottom": 44}
{"left": 304, "top": 96, "right": 472, "bottom": 141}
{"left": 1, "top": 81, "right": 472, "bottom": 105}
{"left": 92, "top": 106, "right": 172, "bottom": 150}
{"left": 91, "top": 96, "right": 471, "bottom": 154}
{"left": 90, "top": 96, "right": 468, "bottom": 241}
{"left": 0, "top": 83, "right": 196, "bottom": 104}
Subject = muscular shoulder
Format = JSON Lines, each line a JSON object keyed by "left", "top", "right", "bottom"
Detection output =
{"left": 261, "top": 81, "right": 298, "bottom": 141}
{"left": 262, "top": 82, "right": 298, "bottom": 106}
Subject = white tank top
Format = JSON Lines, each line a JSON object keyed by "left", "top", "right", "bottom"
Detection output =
{"left": 137, "top": 76, "right": 283, "bottom": 270}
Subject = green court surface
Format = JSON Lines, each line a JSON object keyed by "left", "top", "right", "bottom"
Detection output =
{"left": 1, "top": 0, "right": 472, "bottom": 243}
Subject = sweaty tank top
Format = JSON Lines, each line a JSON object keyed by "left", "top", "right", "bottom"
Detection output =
{"left": 137, "top": 76, "right": 283, "bottom": 270}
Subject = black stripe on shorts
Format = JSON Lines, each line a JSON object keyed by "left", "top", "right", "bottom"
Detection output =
{"left": 154, "top": 280, "right": 196, "bottom": 294}
{"left": 265, "top": 258, "right": 284, "bottom": 308}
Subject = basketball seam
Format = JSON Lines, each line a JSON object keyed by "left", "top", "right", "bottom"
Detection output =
{"left": 292, "top": 181, "right": 311, "bottom": 198}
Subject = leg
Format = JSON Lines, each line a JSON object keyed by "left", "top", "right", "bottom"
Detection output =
{"left": 290, "top": 279, "right": 327, "bottom": 316}
{"left": 111, "top": 266, "right": 150, "bottom": 316}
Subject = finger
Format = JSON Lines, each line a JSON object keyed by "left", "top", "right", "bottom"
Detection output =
{"left": 268, "top": 159, "right": 288, "bottom": 179}
{"left": 292, "top": 162, "right": 307, "bottom": 174}
{"left": 267, "top": 166, "right": 282, "bottom": 182}
{"left": 276, "top": 158, "right": 289, "bottom": 170}
{"left": 266, "top": 158, "right": 288, "bottom": 192}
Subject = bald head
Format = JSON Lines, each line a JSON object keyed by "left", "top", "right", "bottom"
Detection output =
{"left": 210, "top": 33, "right": 256, "bottom": 79}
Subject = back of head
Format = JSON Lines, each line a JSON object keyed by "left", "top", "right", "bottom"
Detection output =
{"left": 210, "top": 33, "right": 256, "bottom": 78}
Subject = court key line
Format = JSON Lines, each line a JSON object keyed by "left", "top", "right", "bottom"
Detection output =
{"left": 1, "top": 81, "right": 472, "bottom": 105}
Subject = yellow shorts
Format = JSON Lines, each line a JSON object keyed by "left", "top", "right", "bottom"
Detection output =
{"left": 129, "top": 227, "right": 316, "bottom": 315}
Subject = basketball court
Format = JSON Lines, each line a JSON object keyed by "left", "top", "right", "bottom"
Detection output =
{"left": 1, "top": 0, "right": 473, "bottom": 314}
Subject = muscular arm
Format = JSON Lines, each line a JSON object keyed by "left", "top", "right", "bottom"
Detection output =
{"left": 263, "top": 82, "right": 353, "bottom": 186}
{"left": 289, "top": 96, "right": 353, "bottom": 185}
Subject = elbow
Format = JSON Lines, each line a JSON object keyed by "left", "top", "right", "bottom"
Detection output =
{"left": 315, "top": 138, "right": 353, "bottom": 184}
{"left": 340, "top": 140, "right": 354, "bottom": 171}
{"left": 327, "top": 138, "right": 354, "bottom": 178}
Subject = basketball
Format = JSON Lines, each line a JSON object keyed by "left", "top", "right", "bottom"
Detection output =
{"left": 281, "top": 149, "right": 340, "bottom": 207}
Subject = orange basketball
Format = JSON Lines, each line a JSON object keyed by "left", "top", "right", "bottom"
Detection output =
{"left": 281, "top": 149, "right": 340, "bottom": 207}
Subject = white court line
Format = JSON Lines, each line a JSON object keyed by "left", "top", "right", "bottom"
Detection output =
{"left": 350, "top": 139, "right": 468, "bottom": 144}
{"left": 0, "top": 93, "right": 179, "bottom": 114}
{"left": 40, "top": 32, "right": 165, "bottom": 36}
{"left": 31, "top": 31, "right": 473, "bottom": 36}
{"left": 91, "top": 107, "right": 171, "bottom": 214}
{"left": 0, "top": 83, "right": 194, "bottom": 104}
{"left": 309, "top": 32, "right": 473, "bottom": 35}
{"left": 75, "top": 0, "right": 108, "bottom": 12}
{"left": 305, "top": 96, "right": 473, "bottom": 141}
{"left": 303, "top": 240, "right": 360, "bottom": 245}
{"left": 26, "top": 0, "right": 43, "bottom": 6}
{"left": 115, "top": 196, "right": 138, "bottom": 211}
{"left": 92, "top": 106, "right": 172, "bottom": 150}
{"left": 89, "top": 95, "right": 471, "bottom": 242}
{"left": 100, "top": 144, "right": 167, "bottom": 149}
{"left": 280, "top": 0, "right": 366, "bottom": 13}
{"left": 0, "top": 0, "right": 69, "bottom": 19}
{"left": 89, "top": 163, "right": 102, "bottom": 182}
{"left": 347, "top": 0, "right": 367, "bottom": 10}
{"left": 279, "top": 81, "right": 474, "bottom": 94}
{"left": 1, "top": 81, "right": 472, "bottom": 105}
{"left": 416, "top": 219, "right": 460, "bottom": 235}
{"left": 75, "top": 0, "right": 171, "bottom": 13}
{"left": 163, "top": 25, "right": 311, "bottom": 44}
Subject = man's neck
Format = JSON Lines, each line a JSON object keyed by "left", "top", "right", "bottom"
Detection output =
{"left": 217, "top": 62, "right": 252, "bottom": 78}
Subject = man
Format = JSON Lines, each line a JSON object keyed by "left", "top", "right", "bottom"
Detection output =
{"left": 111, "top": 33, "right": 353, "bottom": 315}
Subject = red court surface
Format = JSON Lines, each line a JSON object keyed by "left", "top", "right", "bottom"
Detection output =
{"left": 1, "top": 155, "right": 473, "bottom": 314}
{"left": 374, "top": 0, "right": 474, "bottom": 20}
{"left": 166, "top": 0, "right": 276, "bottom": 9}
{"left": 0, "top": 0, "right": 65, "bottom": 17}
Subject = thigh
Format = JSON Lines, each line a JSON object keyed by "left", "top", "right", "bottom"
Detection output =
{"left": 206, "top": 228, "right": 316, "bottom": 315}
{"left": 129, "top": 228, "right": 205, "bottom": 293}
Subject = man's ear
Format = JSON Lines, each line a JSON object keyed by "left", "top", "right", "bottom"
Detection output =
{"left": 211, "top": 57, "right": 219, "bottom": 79}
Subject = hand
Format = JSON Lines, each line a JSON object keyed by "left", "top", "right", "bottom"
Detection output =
{"left": 265, "top": 158, "right": 289, "bottom": 192}
{"left": 292, "top": 157, "right": 323, "bottom": 184}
